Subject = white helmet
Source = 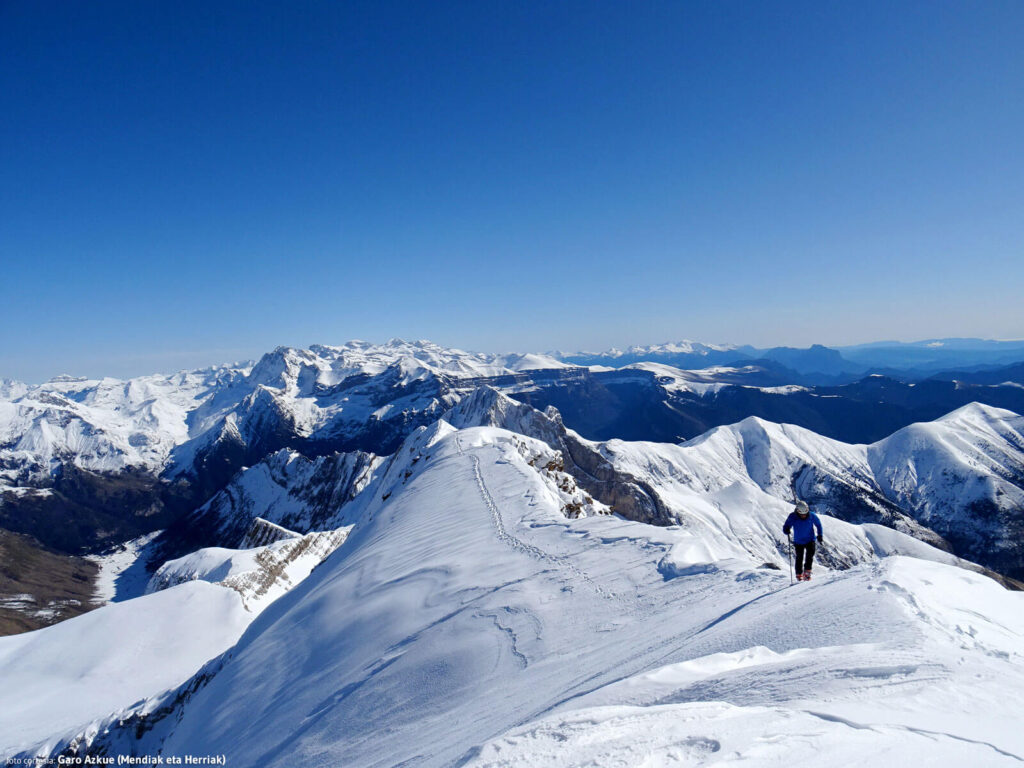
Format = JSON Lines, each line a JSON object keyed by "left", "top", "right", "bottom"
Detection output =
{"left": 794, "top": 500, "right": 810, "bottom": 515}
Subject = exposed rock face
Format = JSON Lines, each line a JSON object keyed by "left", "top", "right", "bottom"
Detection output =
{"left": 4, "top": 340, "right": 1024, "bottom": 626}
{"left": 240, "top": 517, "right": 302, "bottom": 549}
{"left": 156, "top": 449, "right": 382, "bottom": 559}
{"left": 146, "top": 518, "right": 350, "bottom": 613}
{"left": 5, "top": 342, "right": 1024, "bottom": 562}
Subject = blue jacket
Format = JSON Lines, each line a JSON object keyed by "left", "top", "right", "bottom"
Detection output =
{"left": 783, "top": 512, "right": 823, "bottom": 545}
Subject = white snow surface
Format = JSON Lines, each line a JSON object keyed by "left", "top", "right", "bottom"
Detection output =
{"left": 0, "top": 581, "right": 253, "bottom": 758}
{"left": 869, "top": 403, "right": 1024, "bottom": 528}
{"left": 22, "top": 423, "right": 1014, "bottom": 767}
{"left": 8, "top": 407, "right": 1024, "bottom": 766}
{"left": 470, "top": 556, "right": 1024, "bottom": 767}
{"left": 622, "top": 362, "right": 736, "bottom": 396}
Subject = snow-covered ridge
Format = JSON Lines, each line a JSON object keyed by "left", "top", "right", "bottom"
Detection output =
{"left": 175, "top": 386, "right": 1024, "bottom": 582}
{"left": 256, "top": 339, "right": 572, "bottom": 391}
{"left": 602, "top": 402, "right": 1024, "bottom": 577}
{"left": 5, "top": 340, "right": 1024, "bottom": 584}
{"left": 13, "top": 422, "right": 1023, "bottom": 766}
{"left": 7, "top": 344, "right": 1024, "bottom": 765}
{"left": 147, "top": 520, "right": 351, "bottom": 613}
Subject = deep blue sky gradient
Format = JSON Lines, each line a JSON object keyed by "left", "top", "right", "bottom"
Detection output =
{"left": 2, "top": 1, "right": 1023, "bottom": 381}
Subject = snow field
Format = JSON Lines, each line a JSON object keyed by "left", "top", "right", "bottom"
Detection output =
{"left": 0, "top": 582, "right": 253, "bottom": 758}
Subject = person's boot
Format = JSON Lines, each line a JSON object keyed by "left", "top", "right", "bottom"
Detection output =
{"left": 804, "top": 570, "right": 812, "bottom": 581}
{"left": 796, "top": 572, "right": 805, "bottom": 581}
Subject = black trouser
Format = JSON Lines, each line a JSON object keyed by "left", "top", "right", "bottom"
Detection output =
{"left": 794, "top": 542, "right": 816, "bottom": 574}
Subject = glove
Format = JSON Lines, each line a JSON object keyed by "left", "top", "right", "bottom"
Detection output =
{"left": 783, "top": 527, "right": 791, "bottom": 536}
{"left": 817, "top": 536, "right": 823, "bottom": 544}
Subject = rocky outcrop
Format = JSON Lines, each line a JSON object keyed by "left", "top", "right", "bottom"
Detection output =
{"left": 445, "top": 387, "right": 674, "bottom": 525}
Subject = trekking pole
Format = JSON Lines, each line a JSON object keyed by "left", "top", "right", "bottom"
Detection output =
{"left": 788, "top": 533, "right": 794, "bottom": 585}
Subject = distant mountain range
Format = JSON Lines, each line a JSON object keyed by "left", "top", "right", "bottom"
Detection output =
{"left": 5, "top": 385, "right": 1024, "bottom": 765}
{"left": 2, "top": 337, "right": 1024, "bottom": 633}
{"left": 560, "top": 337, "right": 1024, "bottom": 380}
{"left": 4, "top": 338, "right": 1024, "bottom": 767}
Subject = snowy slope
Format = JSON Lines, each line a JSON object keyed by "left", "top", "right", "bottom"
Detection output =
{"left": 468, "top": 556, "right": 1024, "bottom": 766}
{"left": 868, "top": 403, "right": 1024, "bottom": 573}
{"left": 0, "top": 379, "right": 29, "bottom": 401}
{"left": 180, "top": 387, "right": 1024, "bottom": 578}
{"left": 604, "top": 416, "right": 927, "bottom": 537}
{"left": 19, "top": 422, "right": 1024, "bottom": 766}
{"left": 0, "top": 341, "right": 582, "bottom": 561}
{"left": 601, "top": 403, "right": 1024, "bottom": 576}
{"left": 0, "top": 581, "right": 253, "bottom": 758}
{"left": 87, "top": 531, "right": 164, "bottom": 604}
{"left": 444, "top": 388, "right": 1024, "bottom": 576}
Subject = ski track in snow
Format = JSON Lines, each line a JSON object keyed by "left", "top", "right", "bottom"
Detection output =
{"left": 457, "top": 435, "right": 624, "bottom": 604}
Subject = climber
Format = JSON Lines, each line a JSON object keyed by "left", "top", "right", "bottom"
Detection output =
{"left": 783, "top": 500, "right": 823, "bottom": 581}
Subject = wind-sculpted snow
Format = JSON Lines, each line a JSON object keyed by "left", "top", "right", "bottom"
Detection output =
{"left": 20, "top": 424, "right": 1024, "bottom": 767}
{"left": 0, "top": 342, "right": 578, "bottom": 558}
{"left": 4, "top": 344, "right": 1024, "bottom": 765}
{"left": 445, "top": 388, "right": 1024, "bottom": 578}
{"left": 4, "top": 337, "right": 1024, "bottom": 660}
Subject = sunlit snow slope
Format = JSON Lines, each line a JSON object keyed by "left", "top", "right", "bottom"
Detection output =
{"left": 16, "top": 421, "right": 1022, "bottom": 767}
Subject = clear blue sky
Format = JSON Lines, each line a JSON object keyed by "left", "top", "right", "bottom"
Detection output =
{"left": 2, "top": 1, "right": 1023, "bottom": 381}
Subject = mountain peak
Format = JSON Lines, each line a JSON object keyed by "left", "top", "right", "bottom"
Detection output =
{"left": 937, "top": 401, "right": 1023, "bottom": 427}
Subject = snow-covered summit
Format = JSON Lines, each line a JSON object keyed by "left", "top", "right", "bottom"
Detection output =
{"left": 0, "top": 378, "right": 29, "bottom": 401}
{"left": 254, "top": 339, "right": 571, "bottom": 390}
